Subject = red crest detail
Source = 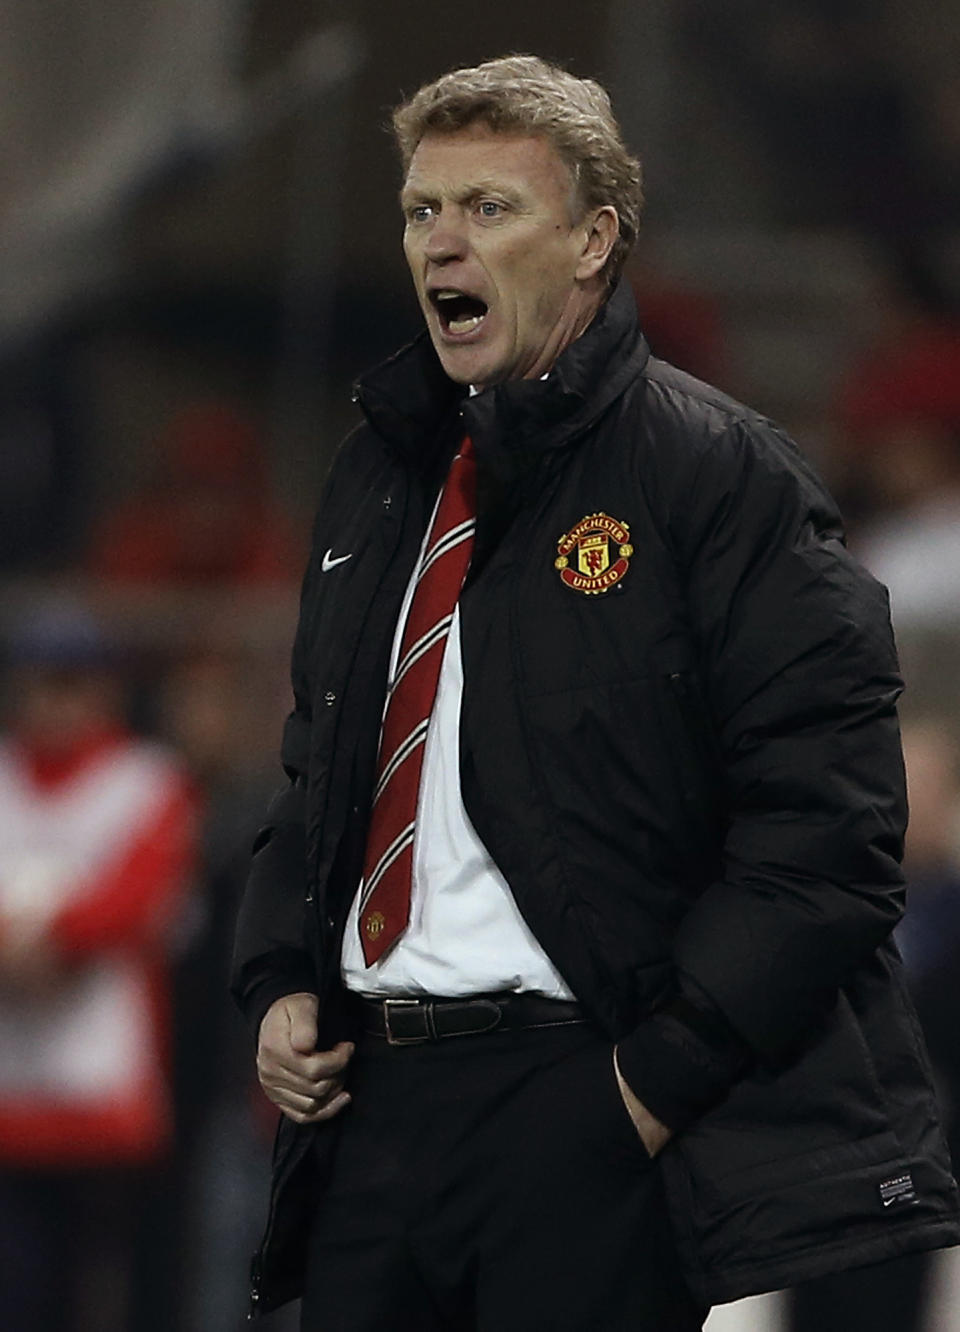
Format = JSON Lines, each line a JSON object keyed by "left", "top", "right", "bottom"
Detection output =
{"left": 555, "top": 513, "right": 632, "bottom": 595}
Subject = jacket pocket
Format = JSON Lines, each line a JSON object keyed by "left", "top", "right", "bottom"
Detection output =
{"left": 664, "top": 670, "right": 722, "bottom": 810}
{"left": 678, "top": 991, "right": 892, "bottom": 1193}
{"left": 662, "top": 990, "right": 905, "bottom": 1277}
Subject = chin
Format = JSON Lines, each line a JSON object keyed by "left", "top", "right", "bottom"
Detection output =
{"left": 436, "top": 347, "right": 493, "bottom": 388}
{"left": 439, "top": 360, "right": 476, "bottom": 386}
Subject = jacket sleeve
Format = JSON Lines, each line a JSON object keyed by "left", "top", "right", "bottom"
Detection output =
{"left": 229, "top": 714, "right": 318, "bottom": 1041}
{"left": 616, "top": 415, "right": 907, "bottom": 1130}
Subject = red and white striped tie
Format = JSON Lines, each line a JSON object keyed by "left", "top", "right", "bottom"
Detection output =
{"left": 359, "top": 436, "right": 477, "bottom": 964}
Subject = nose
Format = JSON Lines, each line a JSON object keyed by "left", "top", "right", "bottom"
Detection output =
{"left": 423, "top": 204, "right": 468, "bottom": 264}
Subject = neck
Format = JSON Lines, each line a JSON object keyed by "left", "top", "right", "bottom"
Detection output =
{"left": 520, "top": 284, "right": 606, "bottom": 384}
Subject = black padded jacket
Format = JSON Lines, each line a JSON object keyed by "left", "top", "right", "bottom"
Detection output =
{"left": 232, "top": 282, "right": 959, "bottom": 1314}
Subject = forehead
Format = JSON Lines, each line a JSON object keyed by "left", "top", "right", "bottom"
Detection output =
{"left": 402, "top": 123, "right": 575, "bottom": 201}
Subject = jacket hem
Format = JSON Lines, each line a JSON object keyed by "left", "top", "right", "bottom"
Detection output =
{"left": 689, "top": 1219, "right": 960, "bottom": 1307}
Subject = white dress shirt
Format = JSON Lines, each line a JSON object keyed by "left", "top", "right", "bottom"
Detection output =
{"left": 341, "top": 510, "right": 574, "bottom": 1000}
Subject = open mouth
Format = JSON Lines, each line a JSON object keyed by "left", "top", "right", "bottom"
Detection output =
{"left": 429, "top": 289, "right": 489, "bottom": 336}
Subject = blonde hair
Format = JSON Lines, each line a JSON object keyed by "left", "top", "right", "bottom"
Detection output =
{"left": 392, "top": 55, "right": 643, "bottom": 289}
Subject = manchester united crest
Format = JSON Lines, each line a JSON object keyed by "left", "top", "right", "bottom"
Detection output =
{"left": 555, "top": 513, "right": 633, "bottom": 595}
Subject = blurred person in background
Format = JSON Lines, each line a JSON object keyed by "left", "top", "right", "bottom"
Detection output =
{"left": 88, "top": 399, "right": 302, "bottom": 588}
{"left": 630, "top": 265, "right": 728, "bottom": 386}
{"left": 832, "top": 271, "right": 960, "bottom": 738}
{"left": 0, "top": 598, "right": 196, "bottom": 1332}
{"left": 232, "top": 55, "right": 958, "bottom": 1332}
{"left": 837, "top": 305, "right": 960, "bottom": 629}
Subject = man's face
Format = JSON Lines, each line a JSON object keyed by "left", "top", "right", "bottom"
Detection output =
{"left": 401, "top": 123, "right": 608, "bottom": 389}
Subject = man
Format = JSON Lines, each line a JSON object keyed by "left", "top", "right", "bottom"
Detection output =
{"left": 0, "top": 599, "right": 196, "bottom": 1331}
{"left": 232, "top": 56, "right": 960, "bottom": 1330}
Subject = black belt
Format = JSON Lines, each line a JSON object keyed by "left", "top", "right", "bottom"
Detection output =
{"left": 358, "top": 993, "right": 586, "bottom": 1046}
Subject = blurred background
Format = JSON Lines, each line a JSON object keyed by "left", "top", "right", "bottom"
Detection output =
{"left": 0, "top": 1, "right": 958, "bottom": 1329}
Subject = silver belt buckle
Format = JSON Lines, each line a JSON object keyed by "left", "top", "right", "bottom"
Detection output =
{"left": 383, "top": 997, "right": 427, "bottom": 1046}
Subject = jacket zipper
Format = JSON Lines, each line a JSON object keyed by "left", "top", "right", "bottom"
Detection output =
{"left": 247, "top": 1117, "right": 317, "bottom": 1318}
{"left": 248, "top": 1255, "right": 262, "bottom": 1319}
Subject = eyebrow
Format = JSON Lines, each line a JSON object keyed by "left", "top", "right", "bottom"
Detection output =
{"left": 399, "top": 179, "right": 526, "bottom": 209}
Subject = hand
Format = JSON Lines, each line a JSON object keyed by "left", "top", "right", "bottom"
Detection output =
{"left": 257, "top": 991, "right": 354, "bottom": 1125}
{"left": 613, "top": 1046, "right": 673, "bottom": 1157}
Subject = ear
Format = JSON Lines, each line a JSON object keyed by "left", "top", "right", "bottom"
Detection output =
{"left": 575, "top": 206, "right": 619, "bottom": 282}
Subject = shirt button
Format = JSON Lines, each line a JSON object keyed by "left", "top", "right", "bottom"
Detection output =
{"left": 324, "top": 691, "right": 336, "bottom": 706}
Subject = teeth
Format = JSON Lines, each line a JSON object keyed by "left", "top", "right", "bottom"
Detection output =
{"left": 448, "top": 314, "right": 483, "bottom": 334}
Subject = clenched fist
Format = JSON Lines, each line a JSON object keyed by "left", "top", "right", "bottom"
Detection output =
{"left": 257, "top": 991, "right": 354, "bottom": 1125}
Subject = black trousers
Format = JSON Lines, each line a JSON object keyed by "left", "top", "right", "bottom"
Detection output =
{"left": 300, "top": 1021, "right": 707, "bottom": 1332}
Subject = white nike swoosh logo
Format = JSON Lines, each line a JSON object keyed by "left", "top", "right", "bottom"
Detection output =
{"left": 322, "top": 549, "right": 353, "bottom": 572}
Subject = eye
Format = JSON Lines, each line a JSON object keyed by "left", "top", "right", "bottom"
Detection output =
{"left": 407, "top": 204, "right": 434, "bottom": 223}
{"left": 477, "top": 200, "right": 504, "bottom": 218}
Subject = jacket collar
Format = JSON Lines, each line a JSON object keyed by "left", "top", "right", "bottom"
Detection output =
{"left": 352, "top": 281, "right": 650, "bottom": 475}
